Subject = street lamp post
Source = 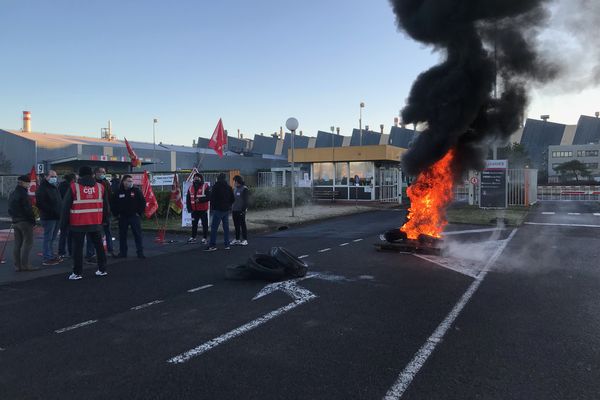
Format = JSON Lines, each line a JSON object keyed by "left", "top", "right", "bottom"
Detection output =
{"left": 153, "top": 118, "right": 158, "bottom": 171}
{"left": 286, "top": 117, "right": 299, "bottom": 217}
{"left": 359, "top": 102, "right": 365, "bottom": 146}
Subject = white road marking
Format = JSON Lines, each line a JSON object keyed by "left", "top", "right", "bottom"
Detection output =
{"left": 168, "top": 280, "right": 316, "bottom": 364}
{"left": 568, "top": 212, "right": 581, "bottom": 215}
{"left": 318, "top": 248, "right": 331, "bottom": 253}
{"left": 130, "top": 300, "right": 164, "bottom": 311}
{"left": 188, "top": 284, "right": 213, "bottom": 293}
{"left": 339, "top": 242, "right": 350, "bottom": 247}
{"left": 541, "top": 212, "right": 555, "bottom": 215}
{"left": 524, "top": 222, "right": 600, "bottom": 228}
{"left": 413, "top": 254, "right": 479, "bottom": 278}
{"left": 54, "top": 320, "right": 98, "bottom": 334}
{"left": 353, "top": 238, "right": 363, "bottom": 242}
{"left": 298, "top": 255, "right": 309, "bottom": 259}
{"left": 594, "top": 213, "right": 600, "bottom": 216}
{"left": 384, "top": 229, "right": 518, "bottom": 399}
{"left": 443, "top": 228, "right": 503, "bottom": 235}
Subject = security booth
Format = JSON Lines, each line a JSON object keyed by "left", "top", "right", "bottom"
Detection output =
{"left": 289, "top": 145, "right": 404, "bottom": 203}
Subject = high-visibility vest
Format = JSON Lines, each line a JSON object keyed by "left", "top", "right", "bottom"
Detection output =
{"left": 69, "top": 182, "right": 104, "bottom": 226}
{"left": 188, "top": 182, "right": 209, "bottom": 211}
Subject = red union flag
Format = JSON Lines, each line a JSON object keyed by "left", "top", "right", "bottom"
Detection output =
{"left": 28, "top": 166, "right": 37, "bottom": 206}
{"left": 142, "top": 171, "right": 159, "bottom": 218}
{"left": 208, "top": 118, "right": 227, "bottom": 158}
{"left": 124, "top": 138, "right": 142, "bottom": 167}
{"left": 169, "top": 173, "right": 183, "bottom": 214}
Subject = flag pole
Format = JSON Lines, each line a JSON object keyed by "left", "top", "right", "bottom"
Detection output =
{"left": 0, "top": 224, "right": 13, "bottom": 264}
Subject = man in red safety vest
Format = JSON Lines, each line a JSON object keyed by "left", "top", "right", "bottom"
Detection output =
{"left": 186, "top": 173, "right": 210, "bottom": 244}
{"left": 60, "top": 166, "right": 110, "bottom": 280}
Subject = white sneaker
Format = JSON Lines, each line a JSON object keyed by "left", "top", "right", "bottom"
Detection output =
{"left": 187, "top": 237, "right": 197, "bottom": 243}
{"left": 68, "top": 273, "right": 82, "bottom": 280}
{"left": 230, "top": 240, "right": 239, "bottom": 245}
{"left": 95, "top": 270, "right": 108, "bottom": 276}
{"left": 201, "top": 238, "right": 207, "bottom": 244}
{"left": 240, "top": 240, "right": 248, "bottom": 246}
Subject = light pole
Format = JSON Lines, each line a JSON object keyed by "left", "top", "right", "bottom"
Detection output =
{"left": 153, "top": 118, "right": 158, "bottom": 171}
{"left": 286, "top": 117, "right": 299, "bottom": 217}
{"left": 359, "top": 102, "right": 365, "bottom": 146}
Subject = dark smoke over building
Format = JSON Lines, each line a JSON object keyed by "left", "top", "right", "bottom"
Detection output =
{"left": 390, "top": 0, "right": 560, "bottom": 177}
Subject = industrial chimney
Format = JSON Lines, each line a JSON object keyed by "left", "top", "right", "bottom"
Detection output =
{"left": 22, "top": 111, "right": 31, "bottom": 132}
{"left": 394, "top": 117, "right": 399, "bottom": 127}
{"left": 380, "top": 124, "right": 384, "bottom": 134}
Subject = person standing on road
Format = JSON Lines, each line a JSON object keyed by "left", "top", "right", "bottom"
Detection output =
{"left": 8, "top": 175, "right": 39, "bottom": 272}
{"left": 85, "top": 167, "right": 116, "bottom": 261}
{"left": 35, "top": 170, "right": 63, "bottom": 266}
{"left": 205, "top": 173, "right": 234, "bottom": 252}
{"left": 112, "top": 174, "right": 146, "bottom": 259}
{"left": 57, "top": 173, "right": 76, "bottom": 259}
{"left": 230, "top": 175, "right": 249, "bottom": 246}
{"left": 60, "top": 166, "right": 110, "bottom": 280}
{"left": 186, "top": 173, "right": 210, "bottom": 244}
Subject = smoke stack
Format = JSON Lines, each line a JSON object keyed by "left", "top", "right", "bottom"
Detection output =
{"left": 380, "top": 124, "right": 384, "bottom": 134}
{"left": 540, "top": 115, "right": 550, "bottom": 122}
{"left": 394, "top": 117, "right": 399, "bottom": 127}
{"left": 595, "top": 111, "right": 599, "bottom": 118}
{"left": 365, "top": 125, "right": 370, "bottom": 131}
{"left": 336, "top": 127, "right": 340, "bottom": 135}
{"left": 237, "top": 129, "right": 240, "bottom": 138}
{"left": 22, "top": 111, "right": 31, "bottom": 132}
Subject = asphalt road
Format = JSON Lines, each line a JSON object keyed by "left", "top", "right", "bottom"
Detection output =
{"left": 1, "top": 203, "right": 599, "bottom": 400}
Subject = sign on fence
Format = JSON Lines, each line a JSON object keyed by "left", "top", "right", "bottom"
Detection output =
{"left": 480, "top": 160, "right": 508, "bottom": 208}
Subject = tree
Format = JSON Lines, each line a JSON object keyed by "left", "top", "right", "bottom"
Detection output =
{"left": 0, "top": 151, "right": 12, "bottom": 174}
{"left": 497, "top": 142, "right": 531, "bottom": 169}
{"left": 553, "top": 160, "right": 591, "bottom": 183}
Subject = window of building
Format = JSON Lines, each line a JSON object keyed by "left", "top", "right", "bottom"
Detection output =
{"left": 335, "top": 162, "right": 349, "bottom": 185}
{"left": 349, "top": 162, "right": 373, "bottom": 186}
{"left": 585, "top": 163, "right": 599, "bottom": 169}
{"left": 313, "top": 163, "right": 334, "bottom": 185}
{"left": 578, "top": 150, "right": 599, "bottom": 157}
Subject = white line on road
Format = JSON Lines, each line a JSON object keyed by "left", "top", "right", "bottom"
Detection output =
{"left": 443, "top": 228, "right": 504, "bottom": 235}
{"left": 130, "top": 300, "right": 164, "bottom": 311}
{"left": 54, "top": 320, "right": 98, "bottom": 334}
{"left": 298, "top": 255, "right": 309, "bottom": 259}
{"left": 383, "top": 229, "right": 518, "bottom": 399}
{"left": 168, "top": 298, "right": 313, "bottom": 364}
{"left": 524, "top": 222, "right": 600, "bottom": 228}
{"left": 188, "top": 284, "right": 213, "bottom": 293}
{"left": 541, "top": 212, "right": 555, "bottom": 215}
{"left": 339, "top": 242, "right": 350, "bottom": 247}
{"left": 568, "top": 212, "right": 581, "bottom": 215}
{"left": 318, "top": 248, "right": 331, "bottom": 253}
{"left": 594, "top": 213, "right": 600, "bottom": 216}
{"left": 353, "top": 238, "right": 363, "bottom": 242}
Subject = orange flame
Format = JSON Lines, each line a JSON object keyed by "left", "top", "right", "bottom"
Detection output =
{"left": 401, "top": 149, "right": 455, "bottom": 239}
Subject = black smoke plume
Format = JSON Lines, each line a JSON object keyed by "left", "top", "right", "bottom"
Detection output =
{"left": 390, "top": 0, "right": 559, "bottom": 177}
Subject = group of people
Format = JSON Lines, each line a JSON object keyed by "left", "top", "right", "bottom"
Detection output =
{"left": 7, "top": 168, "right": 250, "bottom": 279}
{"left": 8, "top": 166, "right": 147, "bottom": 279}
{"left": 186, "top": 172, "right": 249, "bottom": 251}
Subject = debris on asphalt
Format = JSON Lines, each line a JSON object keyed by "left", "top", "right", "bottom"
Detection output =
{"left": 225, "top": 247, "right": 309, "bottom": 281}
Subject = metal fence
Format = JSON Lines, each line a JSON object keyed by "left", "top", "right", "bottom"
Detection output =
{"left": 257, "top": 171, "right": 284, "bottom": 188}
{"left": 508, "top": 169, "right": 537, "bottom": 206}
{"left": 538, "top": 186, "right": 600, "bottom": 201}
{"left": 0, "top": 175, "right": 18, "bottom": 199}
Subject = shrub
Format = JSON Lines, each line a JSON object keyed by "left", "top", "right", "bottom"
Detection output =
{"left": 248, "top": 187, "right": 312, "bottom": 210}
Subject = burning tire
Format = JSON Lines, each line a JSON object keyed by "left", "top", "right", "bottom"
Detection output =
{"left": 382, "top": 229, "right": 407, "bottom": 243}
{"left": 269, "top": 247, "right": 308, "bottom": 278}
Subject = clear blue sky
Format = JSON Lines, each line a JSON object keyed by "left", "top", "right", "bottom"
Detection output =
{"left": 1, "top": 0, "right": 597, "bottom": 145}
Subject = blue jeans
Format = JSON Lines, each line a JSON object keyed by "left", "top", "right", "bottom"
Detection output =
{"left": 40, "top": 219, "right": 59, "bottom": 261}
{"left": 209, "top": 210, "right": 230, "bottom": 247}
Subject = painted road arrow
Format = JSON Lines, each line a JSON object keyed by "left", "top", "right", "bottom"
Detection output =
{"left": 167, "top": 278, "right": 318, "bottom": 364}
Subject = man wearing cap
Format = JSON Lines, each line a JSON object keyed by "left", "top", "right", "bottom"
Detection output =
{"left": 60, "top": 166, "right": 111, "bottom": 280}
{"left": 7, "top": 175, "right": 38, "bottom": 271}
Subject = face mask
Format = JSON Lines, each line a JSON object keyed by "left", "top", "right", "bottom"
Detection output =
{"left": 48, "top": 177, "right": 58, "bottom": 185}
{"left": 99, "top": 174, "right": 106, "bottom": 180}
{"left": 125, "top": 182, "right": 134, "bottom": 189}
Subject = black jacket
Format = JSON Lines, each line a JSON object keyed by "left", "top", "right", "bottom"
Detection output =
{"left": 8, "top": 185, "right": 35, "bottom": 225}
{"left": 112, "top": 186, "right": 146, "bottom": 218}
{"left": 35, "top": 179, "right": 62, "bottom": 220}
{"left": 209, "top": 180, "right": 235, "bottom": 212}
{"left": 58, "top": 180, "right": 71, "bottom": 198}
{"left": 186, "top": 181, "right": 211, "bottom": 211}
{"left": 60, "top": 176, "right": 111, "bottom": 232}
